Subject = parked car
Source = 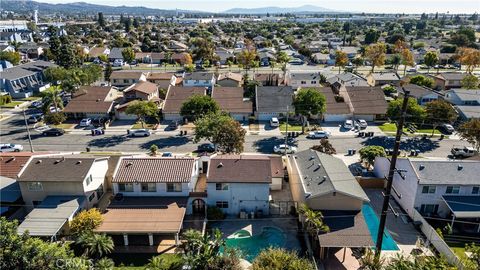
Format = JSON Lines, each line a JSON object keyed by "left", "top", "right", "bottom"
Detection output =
{"left": 197, "top": 143, "right": 216, "bottom": 153}
{"left": 29, "top": 101, "right": 43, "bottom": 108}
{"left": 355, "top": 119, "right": 368, "bottom": 129}
{"left": 270, "top": 117, "right": 280, "bottom": 127}
{"left": 307, "top": 131, "right": 330, "bottom": 139}
{"left": 343, "top": 119, "right": 354, "bottom": 129}
{"left": 451, "top": 146, "right": 477, "bottom": 158}
{"left": 162, "top": 152, "right": 173, "bottom": 157}
{"left": 42, "top": 128, "right": 65, "bottom": 136}
{"left": 129, "top": 60, "right": 138, "bottom": 66}
{"left": 273, "top": 144, "right": 297, "bottom": 154}
{"left": 439, "top": 123, "right": 455, "bottom": 134}
{"left": 166, "top": 121, "right": 179, "bottom": 131}
{"left": 113, "top": 59, "right": 124, "bottom": 67}
{"left": 79, "top": 118, "right": 92, "bottom": 127}
{"left": 27, "top": 114, "right": 44, "bottom": 124}
{"left": 0, "top": 143, "right": 24, "bottom": 153}
{"left": 128, "top": 129, "right": 151, "bottom": 137}
{"left": 91, "top": 127, "right": 105, "bottom": 136}
{"left": 49, "top": 106, "right": 61, "bottom": 113}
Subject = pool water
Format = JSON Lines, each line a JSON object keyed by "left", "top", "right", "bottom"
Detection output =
{"left": 362, "top": 204, "right": 399, "bottom": 251}
{"left": 225, "top": 227, "right": 286, "bottom": 261}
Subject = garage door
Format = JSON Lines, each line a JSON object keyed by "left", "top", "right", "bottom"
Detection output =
{"left": 324, "top": 114, "right": 348, "bottom": 122}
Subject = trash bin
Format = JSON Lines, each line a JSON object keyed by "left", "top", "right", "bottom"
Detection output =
{"left": 126, "top": 129, "right": 130, "bottom": 135}
{"left": 184, "top": 130, "right": 187, "bottom": 135}
{"left": 91, "top": 130, "right": 95, "bottom": 136}
{"left": 359, "top": 132, "right": 364, "bottom": 137}
{"left": 101, "top": 129, "right": 105, "bottom": 135}
{"left": 410, "top": 150, "right": 416, "bottom": 156}
{"left": 86, "top": 147, "right": 90, "bottom": 152}
{"left": 348, "top": 149, "right": 352, "bottom": 155}
{"left": 352, "top": 149, "right": 356, "bottom": 154}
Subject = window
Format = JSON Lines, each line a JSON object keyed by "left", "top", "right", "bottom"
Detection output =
{"left": 215, "top": 183, "right": 229, "bottom": 191}
{"left": 472, "top": 186, "right": 479, "bottom": 195}
{"left": 311, "top": 81, "right": 317, "bottom": 84}
{"left": 446, "top": 186, "right": 460, "bottom": 194}
{"left": 27, "top": 182, "right": 43, "bottom": 191}
{"left": 113, "top": 79, "right": 117, "bottom": 83}
{"left": 420, "top": 204, "right": 439, "bottom": 214}
{"left": 118, "top": 183, "right": 134, "bottom": 192}
{"left": 167, "top": 183, "right": 182, "bottom": 192}
{"left": 141, "top": 183, "right": 157, "bottom": 192}
{"left": 301, "top": 81, "right": 306, "bottom": 84}
{"left": 85, "top": 175, "right": 93, "bottom": 186}
{"left": 421, "top": 186, "right": 436, "bottom": 194}
{"left": 123, "top": 79, "right": 129, "bottom": 83}
{"left": 216, "top": 201, "right": 229, "bottom": 208}
{"left": 88, "top": 193, "right": 95, "bottom": 202}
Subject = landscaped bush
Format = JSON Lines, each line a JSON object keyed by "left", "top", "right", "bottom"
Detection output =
{"left": 44, "top": 112, "right": 66, "bottom": 125}
{"left": 207, "top": 206, "right": 225, "bottom": 220}
{"left": 0, "top": 95, "right": 12, "bottom": 105}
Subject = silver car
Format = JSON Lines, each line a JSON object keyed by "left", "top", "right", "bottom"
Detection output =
{"left": 128, "top": 129, "right": 151, "bottom": 137}
{"left": 0, "top": 143, "right": 23, "bottom": 153}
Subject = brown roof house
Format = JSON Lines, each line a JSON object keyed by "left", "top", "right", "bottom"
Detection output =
{"left": 16, "top": 154, "right": 110, "bottom": 238}
{"left": 342, "top": 86, "right": 388, "bottom": 121}
{"left": 206, "top": 154, "right": 273, "bottom": 215}
{"left": 162, "top": 86, "right": 207, "bottom": 121}
{"left": 147, "top": 72, "right": 177, "bottom": 89}
{"left": 110, "top": 71, "right": 147, "bottom": 88}
{"left": 433, "top": 72, "right": 467, "bottom": 90}
{"left": 217, "top": 72, "right": 243, "bottom": 87}
{"left": 96, "top": 157, "right": 200, "bottom": 247}
{"left": 366, "top": 72, "right": 401, "bottom": 86}
{"left": 115, "top": 81, "right": 161, "bottom": 120}
{"left": 303, "top": 87, "right": 352, "bottom": 122}
{"left": 63, "top": 86, "right": 121, "bottom": 119}
{"left": 211, "top": 87, "right": 252, "bottom": 122}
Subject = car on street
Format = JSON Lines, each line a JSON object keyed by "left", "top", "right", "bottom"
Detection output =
{"left": 28, "top": 114, "right": 44, "bottom": 124}
{"left": 166, "top": 121, "right": 179, "bottom": 131}
{"left": 0, "top": 143, "right": 24, "bottom": 153}
{"left": 307, "top": 131, "right": 330, "bottom": 139}
{"left": 273, "top": 144, "right": 297, "bottom": 154}
{"left": 91, "top": 127, "right": 105, "bottom": 136}
{"left": 79, "top": 118, "right": 92, "bottom": 127}
{"left": 42, "top": 128, "right": 65, "bottom": 136}
{"left": 29, "top": 101, "right": 43, "bottom": 108}
{"left": 355, "top": 119, "right": 368, "bottom": 129}
{"left": 451, "top": 146, "right": 478, "bottom": 158}
{"left": 197, "top": 143, "right": 216, "bottom": 153}
{"left": 439, "top": 123, "right": 455, "bottom": 134}
{"left": 162, "top": 152, "right": 173, "bottom": 157}
{"left": 128, "top": 129, "right": 151, "bottom": 137}
{"left": 343, "top": 119, "right": 354, "bottom": 129}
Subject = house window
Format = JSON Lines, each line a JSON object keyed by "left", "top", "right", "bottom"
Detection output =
{"left": 118, "top": 183, "right": 134, "bottom": 192}
{"left": 85, "top": 175, "right": 93, "bottom": 186}
{"left": 27, "top": 182, "right": 43, "bottom": 191}
{"left": 311, "top": 81, "right": 317, "bottom": 84}
{"left": 141, "top": 183, "right": 157, "bottom": 192}
{"left": 421, "top": 186, "right": 436, "bottom": 194}
{"left": 216, "top": 201, "right": 229, "bottom": 208}
{"left": 123, "top": 79, "right": 129, "bottom": 83}
{"left": 472, "top": 186, "right": 479, "bottom": 195}
{"left": 301, "top": 81, "right": 306, "bottom": 84}
{"left": 88, "top": 193, "right": 96, "bottom": 202}
{"left": 113, "top": 79, "right": 117, "bottom": 83}
{"left": 446, "top": 186, "right": 460, "bottom": 194}
{"left": 215, "top": 183, "right": 229, "bottom": 191}
{"left": 167, "top": 183, "right": 182, "bottom": 192}
{"left": 420, "top": 204, "right": 439, "bottom": 214}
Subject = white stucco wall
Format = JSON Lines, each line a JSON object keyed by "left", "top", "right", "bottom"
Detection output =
{"left": 206, "top": 182, "right": 270, "bottom": 215}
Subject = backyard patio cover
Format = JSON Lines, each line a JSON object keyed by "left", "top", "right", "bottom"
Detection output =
{"left": 318, "top": 211, "right": 374, "bottom": 248}
{"left": 17, "top": 196, "right": 84, "bottom": 237}
{"left": 95, "top": 197, "right": 187, "bottom": 234}
{"left": 442, "top": 195, "right": 480, "bottom": 219}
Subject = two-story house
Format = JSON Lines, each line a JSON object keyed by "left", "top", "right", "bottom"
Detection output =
{"left": 287, "top": 72, "right": 323, "bottom": 89}
{"left": 444, "top": 89, "right": 480, "bottom": 120}
{"left": 434, "top": 73, "right": 467, "bottom": 90}
{"left": 182, "top": 73, "right": 216, "bottom": 89}
{"left": 110, "top": 71, "right": 147, "bottom": 88}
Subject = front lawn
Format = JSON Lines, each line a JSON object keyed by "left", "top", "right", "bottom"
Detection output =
{"left": 0, "top": 101, "right": 24, "bottom": 108}
{"left": 111, "top": 253, "right": 181, "bottom": 269}
{"left": 451, "top": 246, "right": 467, "bottom": 261}
{"left": 20, "top": 97, "right": 41, "bottom": 101}
{"left": 132, "top": 121, "right": 157, "bottom": 129}
{"left": 279, "top": 123, "right": 303, "bottom": 132}
{"left": 379, "top": 123, "right": 441, "bottom": 135}
{"left": 51, "top": 123, "right": 76, "bottom": 129}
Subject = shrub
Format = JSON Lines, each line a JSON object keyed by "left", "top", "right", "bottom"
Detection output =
{"left": 69, "top": 208, "right": 103, "bottom": 235}
{"left": 44, "top": 112, "right": 66, "bottom": 125}
{"left": 383, "top": 85, "right": 397, "bottom": 96}
{"left": 207, "top": 206, "right": 225, "bottom": 220}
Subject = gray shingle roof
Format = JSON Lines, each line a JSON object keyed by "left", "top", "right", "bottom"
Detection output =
{"left": 409, "top": 159, "right": 480, "bottom": 185}
{"left": 293, "top": 149, "right": 369, "bottom": 201}
{"left": 290, "top": 72, "right": 322, "bottom": 81}
{"left": 449, "top": 89, "right": 480, "bottom": 102}
{"left": 18, "top": 157, "right": 101, "bottom": 182}
{"left": 0, "top": 60, "right": 56, "bottom": 80}
{"left": 256, "top": 86, "right": 293, "bottom": 113}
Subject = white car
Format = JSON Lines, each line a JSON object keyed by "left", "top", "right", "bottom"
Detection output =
{"left": 356, "top": 119, "right": 368, "bottom": 129}
{"left": 270, "top": 117, "right": 280, "bottom": 127}
{"left": 307, "top": 131, "right": 330, "bottom": 139}
{"left": 273, "top": 144, "right": 297, "bottom": 154}
{"left": 343, "top": 119, "right": 354, "bottom": 129}
{"left": 79, "top": 118, "right": 92, "bottom": 127}
{"left": 128, "top": 129, "right": 151, "bottom": 137}
{"left": 0, "top": 143, "right": 23, "bottom": 153}
{"left": 113, "top": 59, "right": 124, "bottom": 67}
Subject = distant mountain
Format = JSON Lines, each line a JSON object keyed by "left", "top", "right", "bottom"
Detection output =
{"left": 2, "top": 0, "right": 204, "bottom": 16}
{"left": 223, "top": 5, "right": 337, "bottom": 14}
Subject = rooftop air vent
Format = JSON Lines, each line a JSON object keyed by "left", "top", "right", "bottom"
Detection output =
{"left": 458, "top": 164, "right": 463, "bottom": 170}
{"left": 419, "top": 164, "right": 425, "bottom": 170}
{"left": 217, "top": 162, "right": 223, "bottom": 168}
{"left": 76, "top": 160, "right": 82, "bottom": 164}
{"left": 126, "top": 162, "right": 133, "bottom": 167}
{"left": 36, "top": 160, "right": 42, "bottom": 164}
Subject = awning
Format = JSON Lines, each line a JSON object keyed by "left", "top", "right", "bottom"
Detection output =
{"left": 443, "top": 195, "right": 480, "bottom": 219}
{"left": 17, "top": 196, "right": 84, "bottom": 237}
{"left": 318, "top": 211, "right": 374, "bottom": 248}
{"left": 95, "top": 197, "right": 187, "bottom": 234}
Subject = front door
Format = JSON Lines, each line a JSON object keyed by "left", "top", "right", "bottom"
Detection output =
{"left": 202, "top": 161, "right": 208, "bottom": 174}
{"left": 192, "top": 199, "right": 205, "bottom": 215}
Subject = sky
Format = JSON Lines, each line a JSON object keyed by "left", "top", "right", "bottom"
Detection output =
{"left": 37, "top": 0, "right": 480, "bottom": 14}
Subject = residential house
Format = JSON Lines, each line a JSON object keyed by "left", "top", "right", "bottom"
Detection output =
{"left": 287, "top": 72, "right": 323, "bottom": 89}
{"left": 335, "top": 46, "right": 359, "bottom": 59}
{"left": 162, "top": 86, "right": 207, "bottom": 121}
{"left": 255, "top": 86, "right": 294, "bottom": 121}
{"left": 344, "top": 86, "right": 388, "bottom": 121}
{"left": 63, "top": 86, "right": 121, "bottom": 119}
{"left": 217, "top": 72, "right": 243, "bottom": 87}
{"left": 0, "top": 32, "right": 24, "bottom": 44}
{"left": 171, "top": 52, "right": 191, "bottom": 65}
{"left": 367, "top": 72, "right": 401, "bottom": 86}
{"left": 207, "top": 155, "right": 272, "bottom": 215}
{"left": 312, "top": 87, "right": 352, "bottom": 122}
{"left": 215, "top": 48, "right": 235, "bottom": 65}
{"left": 0, "top": 60, "right": 57, "bottom": 98}
{"left": 254, "top": 73, "right": 282, "bottom": 86}
{"left": 16, "top": 155, "right": 109, "bottom": 238}
{"left": 326, "top": 72, "right": 369, "bottom": 90}
{"left": 444, "top": 89, "right": 480, "bottom": 120}
{"left": 397, "top": 84, "right": 443, "bottom": 105}
{"left": 18, "top": 43, "right": 44, "bottom": 60}
{"left": 116, "top": 81, "right": 161, "bottom": 120}
{"left": 312, "top": 53, "right": 332, "bottom": 64}
{"left": 211, "top": 87, "right": 252, "bottom": 121}
{"left": 307, "top": 40, "right": 329, "bottom": 53}
{"left": 88, "top": 46, "right": 110, "bottom": 61}
{"left": 433, "top": 73, "right": 467, "bottom": 90}
{"left": 108, "top": 47, "right": 126, "bottom": 62}
{"left": 374, "top": 157, "right": 480, "bottom": 231}
{"left": 110, "top": 71, "right": 147, "bottom": 88}
{"left": 183, "top": 73, "right": 216, "bottom": 88}
{"left": 0, "top": 44, "right": 15, "bottom": 53}
{"left": 146, "top": 72, "right": 177, "bottom": 89}
{"left": 168, "top": 40, "right": 188, "bottom": 52}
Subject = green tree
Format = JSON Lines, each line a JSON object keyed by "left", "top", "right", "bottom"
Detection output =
{"left": 383, "top": 85, "right": 397, "bottom": 96}
{"left": 122, "top": 47, "right": 135, "bottom": 64}
{"left": 69, "top": 208, "right": 103, "bottom": 235}
{"left": 424, "top": 51, "right": 439, "bottom": 74}
{"left": 409, "top": 75, "right": 434, "bottom": 88}
{"left": 359, "top": 249, "right": 385, "bottom": 270}
{"left": 104, "top": 63, "right": 113, "bottom": 82}
{"left": 252, "top": 248, "right": 315, "bottom": 270}
{"left": 57, "top": 36, "right": 81, "bottom": 68}
{"left": 145, "top": 255, "right": 183, "bottom": 270}
{"left": 364, "top": 28, "right": 380, "bottom": 44}
{"left": 41, "top": 86, "right": 63, "bottom": 113}
{"left": 76, "top": 233, "right": 114, "bottom": 259}
{"left": 335, "top": 50, "right": 348, "bottom": 74}
{"left": 47, "top": 26, "right": 61, "bottom": 61}
{"left": 359, "top": 146, "right": 386, "bottom": 168}
{"left": 44, "top": 66, "right": 68, "bottom": 83}
{"left": 458, "top": 119, "right": 480, "bottom": 151}
{"left": 387, "top": 98, "right": 426, "bottom": 123}
{"left": 194, "top": 112, "right": 246, "bottom": 154}
{"left": 180, "top": 95, "right": 219, "bottom": 121}
{"left": 95, "top": 258, "right": 115, "bottom": 270}
{"left": 44, "top": 112, "right": 66, "bottom": 125}
{"left": 401, "top": 48, "right": 415, "bottom": 76}
{"left": 365, "top": 42, "right": 387, "bottom": 73}
{"left": 425, "top": 100, "right": 458, "bottom": 136}
{"left": 97, "top": 12, "right": 105, "bottom": 27}
{"left": 236, "top": 46, "right": 257, "bottom": 72}
{"left": 465, "top": 243, "right": 480, "bottom": 270}
{"left": 185, "top": 64, "right": 195, "bottom": 72}
{"left": 125, "top": 100, "right": 158, "bottom": 128}
{"left": 462, "top": 75, "right": 479, "bottom": 89}
{"left": 298, "top": 204, "right": 329, "bottom": 251}
{"left": 293, "top": 88, "right": 326, "bottom": 133}
{"left": 0, "top": 51, "right": 21, "bottom": 65}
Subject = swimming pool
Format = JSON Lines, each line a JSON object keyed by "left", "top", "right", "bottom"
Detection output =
{"left": 225, "top": 226, "right": 286, "bottom": 261}
{"left": 362, "top": 203, "right": 399, "bottom": 251}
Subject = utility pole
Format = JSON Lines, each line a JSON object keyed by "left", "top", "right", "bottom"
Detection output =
{"left": 375, "top": 89, "right": 410, "bottom": 256}
{"left": 22, "top": 109, "right": 34, "bottom": 153}
{"left": 284, "top": 105, "right": 289, "bottom": 155}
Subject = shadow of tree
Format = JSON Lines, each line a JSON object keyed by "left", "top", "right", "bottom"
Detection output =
{"left": 361, "top": 136, "right": 440, "bottom": 153}
{"left": 252, "top": 136, "right": 285, "bottom": 154}
{"left": 88, "top": 135, "right": 130, "bottom": 148}
{"left": 140, "top": 136, "right": 191, "bottom": 150}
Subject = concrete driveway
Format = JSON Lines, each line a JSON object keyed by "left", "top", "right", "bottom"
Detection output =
{"left": 321, "top": 122, "right": 384, "bottom": 137}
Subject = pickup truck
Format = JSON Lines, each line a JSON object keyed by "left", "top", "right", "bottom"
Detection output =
{"left": 451, "top": 146, "right": 478, "bottom": 158}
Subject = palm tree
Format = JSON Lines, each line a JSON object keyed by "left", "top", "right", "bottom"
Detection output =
{"left": 41, "top": 86, "right": 63, "bottom": 113}
{"left": 145, "top": 255, "right": 182, "bottom": 270}
{"left": 359, "top": 249, "right": 385, "bottom": 270}
{"left": 298, "top": 204, "right": 329, "bottom": 251}
{"left": 76, "top": 233, "right": 114, "bottom": 259}
{"left": 181, "top": 229, "right": 225, "bottom": 269}
{"left": 95, "top": 258, "right": 115, "bottom": 270}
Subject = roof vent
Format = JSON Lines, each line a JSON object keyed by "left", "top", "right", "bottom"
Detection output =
{"left": 458, "top": 164, "right": 463, "bottom": 170}
{"left": 310, "top": 156, "right": 315, "bottom": 160}
{"left": 36, "top": 160, "right": 42, "bottom": 164}
{"left": 7, "top": 157, "right": 15, "bottom": 163}
{"left": 126, "top": 162, "right": 133, "bottom": 167}
{"left": 419, "top": 164, "right": 425, "bottom": 170}
{"left": 54, "top": 160, "right": 61, "bottom": 164}
{"left": 76, "top": 160, "right": 82, "bottom": 164}
{"left": 217, "top": 162, "right": 223, "bottom": 168}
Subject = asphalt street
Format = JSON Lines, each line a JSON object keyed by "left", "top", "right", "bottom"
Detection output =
{"left": 0, "top": 112, "right": 471, "bottom": 157}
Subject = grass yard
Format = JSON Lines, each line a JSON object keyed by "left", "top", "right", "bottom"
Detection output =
{"left": 0, "top": 101, "right": 24, "bottom": 108}
{"left": 132, "top": 121, "right": 157, "bottom": 129}
{"left": 279, "top": 123, "right": 303, "bottom": 132}
{"left": 379, "top": 123, "right": 441, "bottom": 135}
{"left": 451, "top": 246, "right": 468, "bottom": 261}
{"left": 51, "top": 123, "right": 76, "bottom": 129}
{"left": 111, "top": 254, "right": 181, "bottom": 269}
{"left": 20, "top": 97, "right": 41, "bottom": 101}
